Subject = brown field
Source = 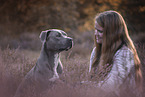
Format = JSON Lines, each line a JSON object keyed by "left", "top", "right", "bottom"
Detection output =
{"left": 0, "top": 32, "right": 145, "bottom": 97}
{"left": 0, "top": 0, "right": 145, "bottom": 97}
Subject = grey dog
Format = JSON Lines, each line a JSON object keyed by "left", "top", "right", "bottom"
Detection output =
{"left": 14, "top": 29, "right": 73, "bottom": 97}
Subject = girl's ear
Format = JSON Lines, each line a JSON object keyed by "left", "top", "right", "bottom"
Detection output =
{"left": 39, "top": 31, "right": 47, "bottom": 42}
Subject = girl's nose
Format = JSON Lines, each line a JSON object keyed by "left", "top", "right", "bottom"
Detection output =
{"left": 95, "top": 30, "right": 98, "bottom": 35}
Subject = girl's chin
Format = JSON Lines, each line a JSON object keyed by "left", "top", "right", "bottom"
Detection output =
{"left": 96, "top": 40, "right": 102, "bottom": 44}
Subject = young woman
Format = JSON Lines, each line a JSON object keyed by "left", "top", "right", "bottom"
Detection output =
{"left": 89, "top": 10, "right": 143, "bottom": 96}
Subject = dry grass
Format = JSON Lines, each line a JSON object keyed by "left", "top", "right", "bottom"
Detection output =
{"left": 0, "top": 48, "right": 37, "bottom": 97}
{"left": 0, "top": 42, "right": 144, "bottom": 97}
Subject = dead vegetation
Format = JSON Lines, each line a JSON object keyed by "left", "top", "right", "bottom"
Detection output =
{"left": 0, "top": 43, "right": 144, "bottom": 97}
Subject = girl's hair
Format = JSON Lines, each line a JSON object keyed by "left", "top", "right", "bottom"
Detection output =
{"left": 92, "top": 10, "right": 142, "bottom": 91}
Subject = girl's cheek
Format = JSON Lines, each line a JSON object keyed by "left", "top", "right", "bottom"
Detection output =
{"left": 99, "top": 33, "right": 103, "bottom": 37}
{"left": 94, "top": 31, "right": 98, "bottom": 35}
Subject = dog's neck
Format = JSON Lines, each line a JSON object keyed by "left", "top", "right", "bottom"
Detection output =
{"left": 36, "top": 45, "right": 59, "bottom": 71}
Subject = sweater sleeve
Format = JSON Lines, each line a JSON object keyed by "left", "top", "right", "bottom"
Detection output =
{"left": 89, "top": 47, "right": 96, "bottom": 73}
{"left": 98, "top": 46, "right": 135, "bottom": 93}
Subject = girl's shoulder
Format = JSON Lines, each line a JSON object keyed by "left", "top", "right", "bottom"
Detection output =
{"left": 92, "top": 47, "right": 96, "bottom": 52}
{"left": 114, "top": 45, "right": 134, "bottom": 58}
{"left": 90, "top": 47, "right": 96, "bottom": 56}
{"left": 90, "top": 47, "right": 96, "bottom": 58}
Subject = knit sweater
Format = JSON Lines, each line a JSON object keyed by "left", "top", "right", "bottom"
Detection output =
{"left": 89, "top": 45, "right": 136, "bottom": 94}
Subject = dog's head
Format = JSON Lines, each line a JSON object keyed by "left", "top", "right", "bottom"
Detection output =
{"left": 39, "top": 29, "right": 73, "bottom": 52}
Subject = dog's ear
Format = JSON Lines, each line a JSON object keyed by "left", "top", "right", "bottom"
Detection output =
{"left": 39, "top": 30, "right": 51, "bottom": 42}
{"left": 39, "top": 31, "right": 47, "bottom": 42}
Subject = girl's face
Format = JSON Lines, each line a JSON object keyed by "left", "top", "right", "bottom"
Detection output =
{"left": 95, "top": 21, "right": 103, "bottom": 44}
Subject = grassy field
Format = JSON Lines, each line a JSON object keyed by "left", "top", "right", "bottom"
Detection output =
{"left": 0, "top": 33, "right": 145, "bottom": 97}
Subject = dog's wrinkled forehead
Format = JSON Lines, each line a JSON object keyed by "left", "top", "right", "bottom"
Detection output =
{"left": 49, "top": 29, "right": 67, "bottom": 36}
{"left": 39, "top": 29, "right": 67, "bottom": 42}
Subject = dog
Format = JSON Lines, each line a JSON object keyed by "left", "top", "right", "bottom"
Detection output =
{"left": 14, "top": 29, "right": 73, "bottom": 97}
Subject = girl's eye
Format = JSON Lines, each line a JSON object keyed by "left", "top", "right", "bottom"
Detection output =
{"left": 95, "top": 28, "right": 103, "bottom": 33}
{"left": 97, "top": 30, "right": 103, "bottom": 33}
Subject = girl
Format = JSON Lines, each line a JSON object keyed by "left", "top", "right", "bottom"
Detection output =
{"left": 89, "top": 10, "right": 143, "bottom": 96}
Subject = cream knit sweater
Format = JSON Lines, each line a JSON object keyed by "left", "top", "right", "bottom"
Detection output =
{"left": 89, "top": 45, "right": 136, "bottom": 94}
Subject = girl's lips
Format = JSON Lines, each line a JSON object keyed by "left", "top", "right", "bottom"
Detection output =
{"left": 96, "top": 35, "right": 103, "bottom": 40}
{"left": 96, "top": 37, "right": 102, "bottom": 40}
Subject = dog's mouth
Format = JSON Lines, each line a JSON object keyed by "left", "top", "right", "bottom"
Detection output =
{"left": 66, "top": 41, "right": 73, "bottom": 51}
{"left": 58, "top": 41, "right": 73, "bottom": 51}
{"left": 59, "top": 45, "right": 72, "bottom": 51}
{"left": 65, "top": 46, "right": 71, "bottom": 51}
{"left": 58, "top": 48, "right": 66, "bottom": 51}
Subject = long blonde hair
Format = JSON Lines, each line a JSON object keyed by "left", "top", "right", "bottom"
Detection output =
{"left": 91, "top": 10, "right": 142, "bottom": 91}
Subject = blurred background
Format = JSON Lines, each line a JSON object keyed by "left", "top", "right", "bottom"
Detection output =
{"left": 0, "top": 0, "right": 145, "bottom": 52}
{"left": 0, "top": 0, "right": 145, "bottom": 97}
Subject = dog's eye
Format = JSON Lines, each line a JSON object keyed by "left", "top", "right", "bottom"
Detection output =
{"left": 56, "top": 33, "right": 61, "bottom": 37}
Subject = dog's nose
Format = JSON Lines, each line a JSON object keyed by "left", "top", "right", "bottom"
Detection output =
{"left": 66, "top": 38, "right": 73, "bottom": 50}
{"left": 67, "top": 37, "right": 73, "bottom": 42}
{"left": 67, "top": 37, "right": 73, "bottom": 46}
{"left": 68, "top": 38, "right": 73, "bottom": 42}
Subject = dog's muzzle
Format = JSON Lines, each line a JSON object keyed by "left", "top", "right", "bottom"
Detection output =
{"left": 66, "top": 38, "right": 73, "bottom": 51}
{"left": 66, "top": 39, "right": 73, "bottom": 51}
{"left": 59, "top": 38, "right": 73, "bottom": 51}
